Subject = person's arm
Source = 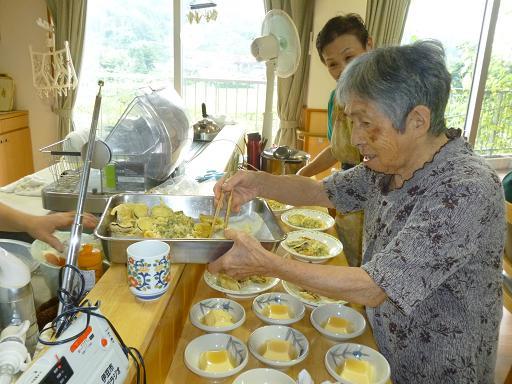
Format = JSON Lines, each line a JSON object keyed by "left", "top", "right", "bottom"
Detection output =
{"left": 0, "top": 202, "right": 98, "bottom": 251}
{"left": 296, "top": 146, "right": 338, "bottom": 177}
{"left": 208, "top": 229, "right": 387, "bottom": 307}
{"left": 214, "top": 170, "right": 334, "bottom": 212}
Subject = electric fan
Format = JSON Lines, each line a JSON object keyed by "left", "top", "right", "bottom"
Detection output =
{"left": 251, "top": 9, "right": 301, "bottom": 149}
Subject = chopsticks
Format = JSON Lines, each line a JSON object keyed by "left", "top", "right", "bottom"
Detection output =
{"left": 224, "top": 192, "right": 233, "bottom": 229}
{"left": 209, "top": 174, "right": 234, "bottom": 238}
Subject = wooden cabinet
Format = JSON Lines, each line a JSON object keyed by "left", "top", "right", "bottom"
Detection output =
{"left": 297, "top": 108, "right": 339, "bottom": 180}
{"left": 0, "top": 111, "right": 34, "bottom": 186}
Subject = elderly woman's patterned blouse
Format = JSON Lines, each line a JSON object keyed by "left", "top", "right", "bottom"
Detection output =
{"left": 323, "top": 131, "right": 505, "bottom": 384}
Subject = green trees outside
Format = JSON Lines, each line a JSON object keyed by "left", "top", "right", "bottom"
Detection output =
{"left": 446, "top": 43, "right": 512, "bottom": 156}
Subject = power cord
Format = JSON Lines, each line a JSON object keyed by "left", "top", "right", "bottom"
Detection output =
{"left": 38, "top": 264, "right": 146, "bottom": 384}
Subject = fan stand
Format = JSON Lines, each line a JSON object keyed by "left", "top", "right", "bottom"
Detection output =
{"left": 262, "top": 59, "right": 277, "bottom": 150}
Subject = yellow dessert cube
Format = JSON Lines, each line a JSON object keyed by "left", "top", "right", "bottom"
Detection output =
{"left": 324, "top": 316, "right": 351, "bottom": 334}
{"left": 263, "top": 304, "right": 291, "bottom": 319}
{"left": 338, "top": 358, "right": 373, "bottom": 384}
{"left": 261, "top": 339, "right": 296, "bottom": 361}
{"left": 202, "top": 309, "right": 234, "bottom": 327}
{"left": 198, "top": 349, "right": 235, "bottom": 372}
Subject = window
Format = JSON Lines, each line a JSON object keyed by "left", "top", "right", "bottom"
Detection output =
{"left": 74, "top": 0, "right": 268, "bottom": 137}
{"left": 74, "top": 0, "right": 174, "bottom": 137}
{"left": 181, "top": 1, "right": 267, "bottom": 130}
{"left": 402, "top": 0, "right": 512, "bottom": 157}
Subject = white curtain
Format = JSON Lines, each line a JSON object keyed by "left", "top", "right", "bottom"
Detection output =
{"left": 365, "top": 0, "right": 411, "bottom": 48}
{"left": 46, "top": 0, "right": 88, "bottom": 139}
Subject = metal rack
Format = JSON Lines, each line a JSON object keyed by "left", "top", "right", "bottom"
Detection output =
{"left": 39, "top": 138, "right": 83, "bottom": 192}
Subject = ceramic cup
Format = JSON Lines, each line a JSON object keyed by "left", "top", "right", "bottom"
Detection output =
{"left": 126, "top": 240, "right": 170, "bottom": 301}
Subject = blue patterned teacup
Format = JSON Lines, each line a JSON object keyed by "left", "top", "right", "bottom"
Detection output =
{"left": 126, "top": 240, "right": 170, "bottom": 301}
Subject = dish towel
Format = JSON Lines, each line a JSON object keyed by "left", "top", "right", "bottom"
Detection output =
{"left": 0, "top": 174, "right": 51, "bottom": 196}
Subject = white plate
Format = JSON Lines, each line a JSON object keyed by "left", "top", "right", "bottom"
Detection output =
{"left": 281, "top": 281, "right": 346, "bottom": 309}
{"left": 280, "top": 209, "right": 335, "bottom": 231}
{"left": 281, "top": 230, "right": 343, "bottom": 263}
{"left": 204, "top": 270, "right": 280, "bottom": 298}
{"left": 30, "top": 231, "right": 102, "bottom": 268}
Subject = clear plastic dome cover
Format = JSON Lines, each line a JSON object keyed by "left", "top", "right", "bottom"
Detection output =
{"left": 105, "top": 87, "right": 192, "bottom": 184}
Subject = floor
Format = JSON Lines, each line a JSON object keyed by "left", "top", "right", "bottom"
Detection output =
{"left": 497, "top": 306, "right": 512, "bottom": 383}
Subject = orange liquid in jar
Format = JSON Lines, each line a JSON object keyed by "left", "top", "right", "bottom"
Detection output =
{"left": 78, "top": 243, "right": 104, "bottom": 281}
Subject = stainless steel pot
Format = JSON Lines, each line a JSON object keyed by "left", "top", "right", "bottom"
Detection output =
{"left": 260, "top": 146, "right": 310, "bottom": 175}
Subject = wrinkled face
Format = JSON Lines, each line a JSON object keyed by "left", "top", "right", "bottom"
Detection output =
{"left": 345, "top": 98, "right": 417, "bottom": 176}
{"left": 322, "top": 34, "right": 369, "bottom": 80}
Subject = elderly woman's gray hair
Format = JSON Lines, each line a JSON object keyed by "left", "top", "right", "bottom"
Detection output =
{"left": 336, "top": 40, "right": 451, "bottom": 135}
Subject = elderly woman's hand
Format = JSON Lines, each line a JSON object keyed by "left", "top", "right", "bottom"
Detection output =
{"left": 207, "top": 228, "right": 278, "bottom": 279}
{"left": 214, "top": 170, "right": 263, "bottom": 213}
{"left": 27, "top": 212, "right": 98, "bottom": 252}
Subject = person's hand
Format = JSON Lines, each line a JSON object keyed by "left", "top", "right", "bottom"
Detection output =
{"left": 26, "top": 212, "right": 98, "bottom": 252}
{"left": 213, "top": 170, "right": 262, "bottom": 213}
{"left": 208, "top": 228, "right": 278, "bottom": 279}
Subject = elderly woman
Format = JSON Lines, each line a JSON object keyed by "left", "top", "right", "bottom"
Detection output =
{"left": 209, "top": 40, "right": 505, "bottom": 383}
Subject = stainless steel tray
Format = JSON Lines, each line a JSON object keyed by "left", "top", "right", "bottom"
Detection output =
{"left": 94, "top": 193, "right": 286, "bottom": 264}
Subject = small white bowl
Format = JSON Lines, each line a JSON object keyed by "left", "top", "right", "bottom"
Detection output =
{"left": 325, "top": 343, "right": 391, "bottom": 384}
{"left": 281, "top": 230, "right": 343, "bottom": 263}
{"left": 190, "top": 298, "right": 246, "bottom": 333}
{"left": 310, "top": 303, "right": 366, "bottom": 341}
{"left": 184, "top": 333, "right": 248, "bottom": 380}
{"left": 252, "top": 292, "right": 305, "bottom": 325}
{"left": 248, "top": 325, "right": 309, "bottom": 369}
{"left": 233, "top": 368, "right": 296, "bottom": 383}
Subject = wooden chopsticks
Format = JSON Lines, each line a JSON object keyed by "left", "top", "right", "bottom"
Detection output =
{"left": 209, "top": 183, "right": 233, "bottom": 238}
{"left": 224, "top": 191, "right": 233, "bottom": 229}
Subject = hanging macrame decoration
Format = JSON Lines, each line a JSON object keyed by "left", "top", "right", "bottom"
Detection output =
{"left": 29, "top": 18, "right": 78, "bottom": 99}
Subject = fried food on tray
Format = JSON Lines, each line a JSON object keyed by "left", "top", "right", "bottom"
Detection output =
{"left": 286, "top": 236, "right": 329, "bottom": 257}
{"left": 110, "top": 201, "right": 197, "bottom": 238}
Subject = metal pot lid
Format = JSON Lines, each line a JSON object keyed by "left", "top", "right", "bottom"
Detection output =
{"left": 262, "top": 146, "right": 310, "bottom": 162}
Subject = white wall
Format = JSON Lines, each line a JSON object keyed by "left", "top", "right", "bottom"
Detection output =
{"left": 306, "top": 0, "right": 367, "bottom": 109}
{"left": 0, "top": 0, "right": 58, "bottom": 170}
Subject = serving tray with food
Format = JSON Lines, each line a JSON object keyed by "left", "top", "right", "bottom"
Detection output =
{"left": 95, "top": 194, "right": 286, "bottom": 263}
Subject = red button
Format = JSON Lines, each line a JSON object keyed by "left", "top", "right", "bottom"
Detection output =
{"left": 101, "top": 338, "right": 108, "bottom": 347}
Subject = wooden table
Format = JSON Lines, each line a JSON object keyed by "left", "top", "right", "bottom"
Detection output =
{"left": 165, "top": 220, "right": 382, "bottom": 383}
